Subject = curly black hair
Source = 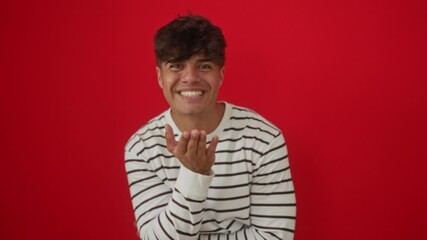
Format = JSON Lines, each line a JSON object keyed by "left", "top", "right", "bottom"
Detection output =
{"left": 154, "top": 15, "right": 226, "bottom": 67}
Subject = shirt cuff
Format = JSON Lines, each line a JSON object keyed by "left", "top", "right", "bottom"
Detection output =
{"left": 174, "top": 165, "right": 214, "bottom": 200}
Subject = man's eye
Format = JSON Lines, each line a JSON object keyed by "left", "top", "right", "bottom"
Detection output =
{"left": 199, "top": 64, "right": 214, "bottom": 70}
{"left": 168, "top": 63, "right": 182, "bottom": 70}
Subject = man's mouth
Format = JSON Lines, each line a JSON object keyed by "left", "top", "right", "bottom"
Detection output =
{"left": 179, "top": 91, "right": 203, "bottom": 97}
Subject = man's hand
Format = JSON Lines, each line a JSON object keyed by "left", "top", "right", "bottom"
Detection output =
{"left": 165, "top": 124, "right": 219, "bottom": 175}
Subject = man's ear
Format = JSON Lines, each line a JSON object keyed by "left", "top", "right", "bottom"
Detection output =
{"left": 156, "top": 66, "right": 163, "bottom": 89}
{"left": 219, "top": 66, "right": 225, "bottom": 86}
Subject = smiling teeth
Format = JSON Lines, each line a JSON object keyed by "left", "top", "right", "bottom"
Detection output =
{"left": 180, "top": 91, "right": 203, "bottom": 97}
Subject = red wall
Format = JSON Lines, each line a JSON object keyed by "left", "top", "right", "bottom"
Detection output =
{"left": 2, "top": 0, "right": 426, "bottom": 239}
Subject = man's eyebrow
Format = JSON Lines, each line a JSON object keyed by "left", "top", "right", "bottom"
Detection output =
{"left": 165, "top": 60, "right": 180, "bottom": 64}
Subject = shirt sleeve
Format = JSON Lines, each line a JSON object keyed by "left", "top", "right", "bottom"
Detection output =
{"left": 125, "top": 137, "right": 214, "bottom": 240}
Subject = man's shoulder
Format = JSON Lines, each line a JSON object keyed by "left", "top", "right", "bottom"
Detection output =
{"left": 226, "top": 102, "right": 282, "bottom": 138}
{"left": 124, "top": 110, "right": 168, "bottom": 152}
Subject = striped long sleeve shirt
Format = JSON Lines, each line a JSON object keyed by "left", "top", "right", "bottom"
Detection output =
{"left": 125, "top": 102, "right": 296, "bottom": 240}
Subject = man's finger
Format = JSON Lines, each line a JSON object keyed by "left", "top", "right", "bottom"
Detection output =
{"left": 197, "top": 130, "right": 207, "bottom": 157}
{"left": 187, "top": 129, "right": 200, "bottom": 155}
{"left": 206, "top": 135, "right": 219, "bottom": 159}
{"left": 165, "top": 124, "right": 177, "bottom": 153}
{"left": 176, "top": 131, "right": 190, "bottom": 155}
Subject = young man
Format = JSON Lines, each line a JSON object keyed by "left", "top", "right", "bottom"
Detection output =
{"left": 125, "top": 15, "right": 296, "bottom": 239}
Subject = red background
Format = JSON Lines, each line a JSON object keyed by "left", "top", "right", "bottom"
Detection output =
{"left": 1, "top": 0, "right": 426, "bottom": 239}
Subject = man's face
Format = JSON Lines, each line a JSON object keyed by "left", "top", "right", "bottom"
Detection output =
{"left": 156, "top": 55, "right": 224, "bottom": 118}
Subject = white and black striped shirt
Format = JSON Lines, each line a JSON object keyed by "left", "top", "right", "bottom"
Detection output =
{"left": 125, "top": 102, "right": 296, "bottom": 240}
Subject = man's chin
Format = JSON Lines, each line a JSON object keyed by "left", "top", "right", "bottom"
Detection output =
{"left": 173, "top": 105, "right": 207, "bottom": 116}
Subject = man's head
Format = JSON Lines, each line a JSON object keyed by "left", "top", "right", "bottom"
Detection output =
{"left": 154, "top": 15, "right": 227, "bottom": 122}
{"left": 154, "top": 15, "right": 226, "bottom": 67}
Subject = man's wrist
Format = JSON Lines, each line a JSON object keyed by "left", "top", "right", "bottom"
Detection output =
{"left": 175, "top": 165, "right": 214, "bottom": 199}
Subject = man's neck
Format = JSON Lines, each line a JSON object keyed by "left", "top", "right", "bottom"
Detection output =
{"left": 171, "top": 102, "right": 225, "bottom": 134}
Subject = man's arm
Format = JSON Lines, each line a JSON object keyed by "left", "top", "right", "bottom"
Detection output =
{"left": 125, "top": 125, "right": 219, "bottom": 240}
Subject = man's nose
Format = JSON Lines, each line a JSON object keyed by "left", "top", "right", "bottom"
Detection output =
{"left": 181, "top": 66, "right": 200, "bottom": 83}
